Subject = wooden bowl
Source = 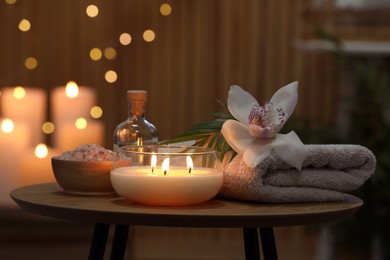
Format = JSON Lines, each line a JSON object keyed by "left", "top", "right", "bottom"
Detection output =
{"left": 51, "top": 156, "right": 115, "bottom": 195}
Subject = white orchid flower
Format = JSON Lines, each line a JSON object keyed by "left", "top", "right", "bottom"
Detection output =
{"left": 221, "top": 81, "right": 307, "bottom": 170}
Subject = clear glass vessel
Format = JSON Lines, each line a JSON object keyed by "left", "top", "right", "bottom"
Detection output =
{"left": 111, "top": 145, "right": 223, "bottom": 206}
{"left": 113, "top": 90, "right": 158, "bottom": 151}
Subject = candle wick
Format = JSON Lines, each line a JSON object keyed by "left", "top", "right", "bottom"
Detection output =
{"left": 188, "top": 168, "right": 192, "bottom": 174}
{"left": 151, "top": 166, "right": 154, "bottom": 173}
{"left": 164, "top": 170, "right": 167, "bottom": 176}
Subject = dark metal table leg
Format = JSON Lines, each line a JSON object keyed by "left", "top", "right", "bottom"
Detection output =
{"left": 89, "top": 223, "right": 110, "bottom": 260}
{"left": 243, "top": 227, "right": 261, "bottom": 260}
{"left": 259, "top": 227, "right": 278, "bottom": 260}
{"left": 110, "top": 225, "right": 130, "bottom": 260}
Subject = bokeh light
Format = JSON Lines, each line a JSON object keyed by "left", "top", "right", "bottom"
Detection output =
{"left": 104, "top": 47, "right": 117, "bottom": 60}
{"left": 25, "top": 57, "right": 38, "bottom": 70}
{"left": 5, "top": 0, "right": 17, "bottom": 4}
{"left": 75, "top": 118, "right": 87, "bottom": 129}
{"left": 35, "top": 143, "right": 48, "bottom": 159}
{"left": 1, "top": 118, "right": 14, "bottom": 133}
{"left": 18, "top": 19, "right": 31, "bottom": 32}
{"left": 119, "top": 33, "right": 132, "bottom": 45}
{"left": 90, "top": 106, "right": 103, "bottom": 119}
{"left": 90, "top": 48, "right": 102, "bottom": 61}
{"left": 86, "top": 5, "right": 99, "bottom": 18}
{"left": 42, "top": 122, "right": 55, "bottom": 134}
{"left": 105, "top": 70, "right": 117, "bottom": 83}
{"left": 160, "top": 3, "right": 172, "bottom": 16}
{"left": 13, "top": 86, "right": 26, "bottom": 99}
{"left": 143, "top": 30, "right": 155, "bottom": 42}
{"left": 65, "top": 81, "right": 79, "bottom": 98}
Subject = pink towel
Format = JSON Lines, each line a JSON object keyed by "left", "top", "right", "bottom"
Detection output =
{"left": 219, "top": 145, "right": 376, "bottom": 203}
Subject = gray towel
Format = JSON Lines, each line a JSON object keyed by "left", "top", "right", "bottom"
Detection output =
{"left": 219, "top": 145, "right": 376, "bottom": 203}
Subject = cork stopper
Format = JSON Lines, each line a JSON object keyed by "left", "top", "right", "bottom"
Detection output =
{"left": 127, "top": 90, "right": 147, "bottom": 102}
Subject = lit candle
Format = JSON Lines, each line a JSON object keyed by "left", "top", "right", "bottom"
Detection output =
{"left": 53, "top": 119, "right": 104, "bottom": 151}
{"left": 51, "top": 82, "right": 103, "bottom": 151}
{"left": 20, "top": 144, "right": 59, "bottom": 187}
{"left": 51, "top": 81, "right": 96, "bottom": 122}
{"left": 1, "top": 86, "right": 46, "bottom": 146}
{"left": 0, "top": 118, "right": 30, "bottom": 206}
{"left": 111, "top": 148, "right": 223, "bottom": 206}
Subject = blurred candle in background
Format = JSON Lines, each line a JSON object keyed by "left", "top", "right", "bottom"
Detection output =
{"left": 0, "top": 118, "right": 30, "bottom": 206}
{"left": 1, "top": 86, "right": 46, "bottom": 147}
{"left": 20, "top": 143, "right": 59, "bottom": 186}
{"left": 54, "top": 118, "right": 104, "bottom": 151}
{"left": 51, "top": 81, "right": 102, "bottom": 151}
{"left": 51, "top": 81, "right": 96, "bottom": 122}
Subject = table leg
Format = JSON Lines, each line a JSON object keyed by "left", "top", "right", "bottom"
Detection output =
{"left": 259, "top": 227, "right": 278, "bottom": 260}
{"left": 243, "top": 227, "right": 261, "bottom": 260}
{"left": 110, "top": 225, "right": 130, "bottom": 260}
{"left": 88, "top": 223, "right": 110, "bottom": 260}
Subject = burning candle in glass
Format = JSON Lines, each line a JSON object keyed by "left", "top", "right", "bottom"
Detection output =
{"left": 111, "top": 145, "right": 223, "bottom": 206}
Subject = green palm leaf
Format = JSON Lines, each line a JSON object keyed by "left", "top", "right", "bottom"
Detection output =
{"left": 162, "top": 111, "right": 237, "bottom": 161}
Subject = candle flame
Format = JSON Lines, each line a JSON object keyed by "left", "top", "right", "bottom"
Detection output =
{"left": 151, "top": 153, "right": 157, "bottom": 173}
{"left": 162, "top": 157, "right": 170, "bottom": 175}
{"left": 65, "top": 81, "right": 79, "bottom": 98}
{"left": 35, "top": 143, "right": 48, "bottom": 159}
{"left": 1, "top": 118, "right": 14, "bottom": 133}
{"left": 186, "top": 156, "right": 193, "bottom": 174}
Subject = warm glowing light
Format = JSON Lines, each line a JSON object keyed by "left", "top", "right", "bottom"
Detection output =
{"left": 160, "top": 3, "right": 172, "bottom": 16}
{"left": 151, "top": 153, "right": 157, "bottom": 173}
{"left": 162, "top": 158, "right": 170, "bottom": 175}
{"left": 75, "top": 118, "right": 87, "bottom": 129}
{"left": 65, "top": 81, "right": 79, "bottom": 98}
{"left": 35, "top": 143, "right": 48, "bottom": 159}
{"left": 86, "top": 4, "right": 99, "bottom": 17}
{"left": 90, "top": 48, "right": 102, "bottom": 61}
{"left": 5, "top": 0, "right": 17, "bottom": 4}
{"left": 104, "top": 47, "right": 117, "bottom": 60}
{"left": 119, "top": 33, "right": 132, "bottom": 45}
{"left": 1, "top": 118, "right": 14, "bottom": 133}
{"left": 13, "top": 86, "right": 26, "bottom": 99}
{"left": 42, "top": 122, "right": 55, "bottom": 134}
{"left": 186, "top": 156, "right": 193, "bottom": 173}
{"left": 105, "top": 70, "right": 117, "bottom": 83}
{"left": 19, "top": 19, "right": 31, "bottom": 32}
{"left": 25, "top": 57, "right": 38, "bottom": 70}
{"left": 143, "top": 30, "right": 155, "bottom": 42}
{"left": 90, "top": 106, "right": 103, "bottom": 119}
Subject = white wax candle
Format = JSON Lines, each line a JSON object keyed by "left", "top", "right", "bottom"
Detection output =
{"left": 20, "top": 147, "right": 59, "bottom": 186}
{"left": 53, "top": 120, "right": 104, "bottom": 151}
{"left": 0, "top": 119, "right": 30, "bottom": 206}
{"left": 51, "top": 85, "right": 96, "bottom": 123}
{"left": 111, "top": 166, "right": 223, "bottom": 206}
{"left": 1, "top": 87, "right": 46, "bottom": 146}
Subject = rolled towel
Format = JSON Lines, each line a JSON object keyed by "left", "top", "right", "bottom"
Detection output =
{"left": 219, "top": 144, "right": 376, "bottom": 203}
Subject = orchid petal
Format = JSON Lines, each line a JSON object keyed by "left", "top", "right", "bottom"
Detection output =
{"left": 270, "top": 81, "right": 298, "bottom": 122}
{"left": 248, "top": 124, "right": 276, "bottom": 139}
{"left": 221, "top": 119, "right": 256, "bottom": 154}
{"left": 272, "top": 131, "right": 307, "bottom": 171}
{"left": 242, "top": 138, "right": 273, "bottom": 168}
{"left": 227, "top": 85, "right": 259, "bottom": 125}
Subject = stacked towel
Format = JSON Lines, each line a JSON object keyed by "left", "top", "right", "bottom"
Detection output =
{"left": 219, "top": 145, "right": 376, "bottom": 203}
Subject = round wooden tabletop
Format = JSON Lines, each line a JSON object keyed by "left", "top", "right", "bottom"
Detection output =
{"left": 11, "top": 183, "right": 363, "bottom": 228}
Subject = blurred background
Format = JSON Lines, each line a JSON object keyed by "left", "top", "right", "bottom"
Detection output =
{"left": 1, "top": 0, "right": 390, "bottom": 259}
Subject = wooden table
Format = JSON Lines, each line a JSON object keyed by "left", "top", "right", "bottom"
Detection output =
{"left": 11, "top": 183, "right": 363, "bottom": 260}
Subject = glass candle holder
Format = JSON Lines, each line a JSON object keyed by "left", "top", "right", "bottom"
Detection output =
{"left": 111, "top": 145, "right": 223, "bottom": 206}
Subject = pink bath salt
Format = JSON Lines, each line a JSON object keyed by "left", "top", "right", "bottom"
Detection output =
{"left": 58, "top": 144, "right": 115, "bottom": 161}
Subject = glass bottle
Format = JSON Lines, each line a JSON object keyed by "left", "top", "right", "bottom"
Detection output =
{"left": 113, "top": 90, "right": 158, "bottom": 151}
